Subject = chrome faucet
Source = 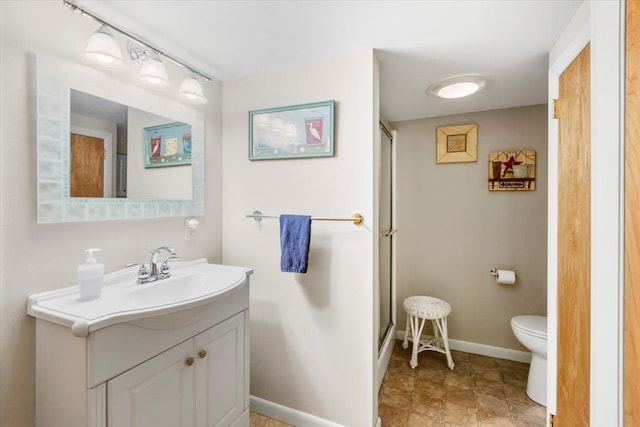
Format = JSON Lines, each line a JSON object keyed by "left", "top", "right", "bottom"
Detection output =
{"left": 126, "top": 246, "right": 178, "bottom": 284}
{"left": 149, "top": 246, "right": 177, "bottom": 279}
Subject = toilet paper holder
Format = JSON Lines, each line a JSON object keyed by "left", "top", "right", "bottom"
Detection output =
{"left": 489, "top": 268, "right": 517, "bottom": 284}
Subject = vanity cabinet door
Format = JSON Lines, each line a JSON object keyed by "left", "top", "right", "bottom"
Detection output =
{"left": 107, "top": 340, "right": 195, "bottom": 427}
{"left": 195, "top": 312, "right": 246, "bottom": 427}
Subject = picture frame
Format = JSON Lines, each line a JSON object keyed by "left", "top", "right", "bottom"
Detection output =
{"left": 249, "top": 100, "right": 334, "bottom": 160}
{"left": 143, "top": 122, "right": 192, "bottom": 168}
{"left": 436, "top": 123, "right": 478, "bottom": 163}
{"left": 488, "top": 150, "right": 536, "bottom": 191}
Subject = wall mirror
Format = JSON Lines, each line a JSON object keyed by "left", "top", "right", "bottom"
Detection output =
{"left": 37, "top": 55, "right": 205, "bottom": 223}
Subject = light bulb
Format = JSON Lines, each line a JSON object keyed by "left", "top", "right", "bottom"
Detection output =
{"left": 84, "top": 25, "right": 124, "bottom": 70}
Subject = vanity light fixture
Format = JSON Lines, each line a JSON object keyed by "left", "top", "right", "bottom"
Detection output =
{"left": 428, "top": 75, "right": 487, "bottom": 99}
{"left": 138, "top": 51, "right": 170, "bottom": 89}
{"left": 83, "top": 25, "right": 124, "bottom": 70}
{"left": 64, "top": 0, "right": 210, "bottom": 104}
{"left": 177, "top": 75, "right": 208, "bottom": 105}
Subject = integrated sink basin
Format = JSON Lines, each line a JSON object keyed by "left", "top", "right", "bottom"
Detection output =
{"left": 28, "top": 258, "right": 253, "bottom": 337}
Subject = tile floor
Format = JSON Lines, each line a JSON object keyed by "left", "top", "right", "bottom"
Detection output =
{"left": 250, "top": 339, "right": 546, "bottom": 427}
{"left": 378, "top": 340, "right": 546, "bottom": 427}
{"left": 250, "top": 411, "right": 293, "bottom": 427}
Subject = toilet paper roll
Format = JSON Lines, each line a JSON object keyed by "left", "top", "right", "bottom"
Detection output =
{"left": 495, "top": 269, "right": 516, "bottom": 285}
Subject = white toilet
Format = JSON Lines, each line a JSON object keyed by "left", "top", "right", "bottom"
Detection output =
{"left": 511, "top": 315, "right": 547, "bottom": 406}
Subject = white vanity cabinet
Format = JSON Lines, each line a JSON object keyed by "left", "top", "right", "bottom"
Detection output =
{"left": 108, "top": 312, "right": 246, "bottom": 427}
{"left": 27, "top": 260, "right": 252, "bottom": 427}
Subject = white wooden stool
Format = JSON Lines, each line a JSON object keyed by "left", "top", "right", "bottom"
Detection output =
{"left": 402, "top": 296, "right": 455, "bottom": 370}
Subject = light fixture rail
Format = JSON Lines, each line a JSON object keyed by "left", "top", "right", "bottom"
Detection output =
{"left": 63, "top": 0, "right": 212, "bottom": 82}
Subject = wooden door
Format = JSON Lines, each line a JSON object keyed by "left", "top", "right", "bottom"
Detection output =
{"left": 194, "top": 312, "right": 245, "bottom": 427}
{"left": 107, "top": 340, "right": 195, "bottom": 427}
{"left": 70, "top": 133, "right": 104, "bottom": 197}
{"left": 556, "top": 44, "right": 590, "bottom": 425}
{"left": 625, "top": 0, "right": 640, "bottom": 424}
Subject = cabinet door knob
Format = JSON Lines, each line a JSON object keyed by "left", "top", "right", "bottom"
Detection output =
{"left": 198, "top": 350, "right": 207, "bottom": 359}
{"left": 186, "top": 357, "right": 195, "bottom": 366}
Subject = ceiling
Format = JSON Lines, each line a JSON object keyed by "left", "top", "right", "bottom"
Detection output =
{"left": 82, "top": 0, "right": 582, "bottom": 123}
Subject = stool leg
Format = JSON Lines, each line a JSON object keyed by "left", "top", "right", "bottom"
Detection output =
{"left": 410, "top": 316, "right": 427, "bottom": 369}
{"left": 402, "top": 313, "right": 410, "bottom": 350}
{"left": 432, "top": 319, "right": 440, "bottom": 346}
{"left": 436, "top": 317, "right": 455, "bottom": 370}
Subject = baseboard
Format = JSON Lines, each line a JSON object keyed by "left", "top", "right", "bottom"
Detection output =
{"left": 250, "top": 395, "right": 345, "bottom": 427}
{"left": 394, "top": 331, "right": 532, "bottom": 363}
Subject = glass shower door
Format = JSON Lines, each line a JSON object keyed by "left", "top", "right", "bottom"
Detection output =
{"left": 379, "top": 124, "right": 394, "bottom": 350}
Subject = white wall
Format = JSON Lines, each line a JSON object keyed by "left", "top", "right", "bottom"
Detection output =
{"left": 392, "top": 105, "right": 548, "bottom": 351}
{"left": 222, "top": 51, "right": 377, "bottom": 426}
{"left": 0, "top": 2, "right": 223, "bottom": 425}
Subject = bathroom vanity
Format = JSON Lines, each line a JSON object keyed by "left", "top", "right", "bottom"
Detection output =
{"left": 27, "top": 259, "right": 252, "bottom": 427}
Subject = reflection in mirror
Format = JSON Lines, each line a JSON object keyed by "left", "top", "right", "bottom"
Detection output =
{"left": 36, "top": 54, "right": 205, "bottom": 223}
{"left": 70, "top": 90, "right": 192, "bottom": 200}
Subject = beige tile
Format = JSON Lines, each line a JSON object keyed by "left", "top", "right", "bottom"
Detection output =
{"left": 379, "top": 403, "right": 410, "bottom": 427}
{"left": 386, "top": 373, "right": 417, "bottom": 392}
{"left": 469, "top": 354, "right": 496, "bottom": 368}
{"left": 381, "top": 383, "right": 414, "bottom": 411}
{"left": 494, "top": 358, "right": 529, "bottom": 371}
{"left": 407, "top": 411, "right": 445, "bottom": 427}
{"left": 418, "top": 366, "right": 446, "bottom": 384}
{"left": 471, "top": 363, "right": 501, "bottom": 382}
{"left": 415, "top": 379, "right": 445, "bottom": 399}
{"left": 250, "top": 411, "right": 269, "bottom": 427}
{"left": 264, "top": 420, "right": 294, "bottom": 427}
{"left": 445, "top": 370, "right": 475, "bottom": 389}
{"left": 473, "top": 378, "right": 505, "bottom": 398}
{"left": 514, "top": 417, "right": 545, "bottom": 427}
{"left": 507, "top": 399, "right": 546, "bottom": 422}
{"left": 389, "top": 358, "right": 419, "bottom": 377}
{"left": 444, "top": 401, "right": 478, "bottom": 426}
{"left": 445, "top": 385, "right": 476, "bottom": 408}
{"left": 451, "top": 350, "right": 470, "bottom": 361}
{"left": 476, "top": 393, "right": 510, "bottom": 418}
{"left": 502, "top": 383, "right": 530, "bottom": 404}
{"left": 412, "top": 396, "right": 444, "bottom": 419}
{"left": 478, "top": 415, "right": 515, "bottom": 426}
{"left": 418, "top": 352, "right": 450, "bottom": 370}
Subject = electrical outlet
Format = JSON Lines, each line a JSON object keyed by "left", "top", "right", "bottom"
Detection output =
{"left": 184, "top": 217, "right": 199, "bottom": 240}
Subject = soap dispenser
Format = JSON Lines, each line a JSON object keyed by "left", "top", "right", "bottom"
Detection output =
{"left": 78, "top": 248, "right": 104, "bottom": 301}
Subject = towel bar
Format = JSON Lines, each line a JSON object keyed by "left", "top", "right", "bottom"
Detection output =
{"left": 246, "top": 210, "right": 363, "bottom": 225}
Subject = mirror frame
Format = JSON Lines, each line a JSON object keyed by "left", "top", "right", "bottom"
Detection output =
{"left": 37, "top": 55, "right": 205, "bottom": 223}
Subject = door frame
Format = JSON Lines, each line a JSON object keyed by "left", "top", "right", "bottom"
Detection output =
{"left": 547, "top": 1, "right": 625, "bottom": 425}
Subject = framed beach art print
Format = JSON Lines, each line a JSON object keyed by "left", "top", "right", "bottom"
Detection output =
{"left": 249, "top": 100, "right": 334, "bottom": 160}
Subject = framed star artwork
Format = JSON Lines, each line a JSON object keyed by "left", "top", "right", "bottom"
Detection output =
{"left": 436, "top": 123, "right": 478, "bottom": 163}
{"left": 143, "top": 122, "right": 192, "bottom": 168}
{"left": 488, "top": 150, "right": 536, "bottom": 191}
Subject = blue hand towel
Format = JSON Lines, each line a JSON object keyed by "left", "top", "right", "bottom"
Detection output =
{"left": 279, "top": 214, "right": 312, "bottom": 273}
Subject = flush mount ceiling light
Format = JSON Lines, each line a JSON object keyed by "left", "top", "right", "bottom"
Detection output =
{"left": 83, "top": 25, "right": 124, "bottom": 70}
{"left": 428, "top": 75, "right": 487, "bottom": 99}
{"left": 178, "top": 76, "right": 208, "bottom": 105}
{"left": 64, "top": 0, "right": 210, "bottom": 104}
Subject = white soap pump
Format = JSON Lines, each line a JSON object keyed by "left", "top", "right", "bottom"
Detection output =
{"left": 78, "top": 248, "right": 104, "bottom": 301}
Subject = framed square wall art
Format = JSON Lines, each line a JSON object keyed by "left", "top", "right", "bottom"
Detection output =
{"left": 143, "top": 122, "right": 192, "bottom": 168}
{"left": 249, "top": 100, "right": 334, "bottom": 160}
{"left": 436, "top": 123, "right": 478, "bottom": 164}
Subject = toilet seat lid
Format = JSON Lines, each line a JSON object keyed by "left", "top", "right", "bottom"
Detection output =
{"left": 511, "top": 315, "right": 547, "bottom": 339}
